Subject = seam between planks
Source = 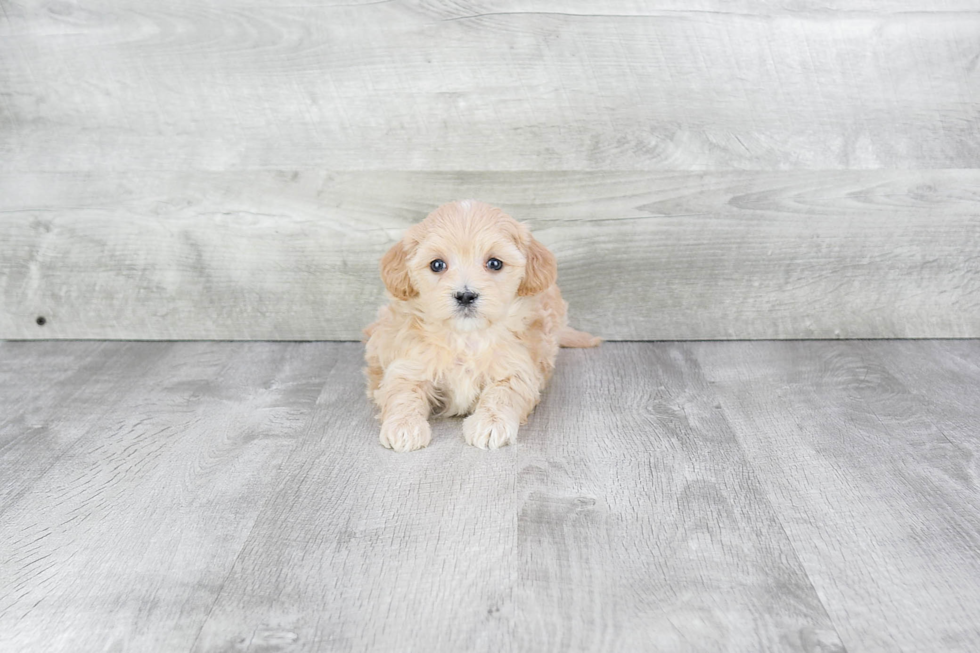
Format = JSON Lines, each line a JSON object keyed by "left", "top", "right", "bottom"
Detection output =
{"left": 685, "top": 342, "right": 853, "bottom": 653}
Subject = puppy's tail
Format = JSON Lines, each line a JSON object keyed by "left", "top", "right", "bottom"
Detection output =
{"left": 559, "top": 326, "right": 602, "bottom": 348}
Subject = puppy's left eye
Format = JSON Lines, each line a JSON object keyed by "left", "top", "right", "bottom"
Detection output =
{"left": 486, "top": 258, "right": 503, "bottom": 271}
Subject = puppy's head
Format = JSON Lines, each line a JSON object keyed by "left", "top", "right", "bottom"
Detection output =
{"left": 380, "top": 200, "right": 557, "bottom": 331}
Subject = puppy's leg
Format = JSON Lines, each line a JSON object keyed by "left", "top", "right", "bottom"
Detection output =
{"left": 464, "top": 373, "right": 539, "bottom": 450}
{"left": 376, "top": 362, "right": 432, "bottom": 452}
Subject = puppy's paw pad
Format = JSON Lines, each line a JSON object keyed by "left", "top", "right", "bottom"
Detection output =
{"left": 380, "top": 415, "right": 431, "bottom": 452}
{"left": 463, "top": 411, "right": 518, "bottom": 450}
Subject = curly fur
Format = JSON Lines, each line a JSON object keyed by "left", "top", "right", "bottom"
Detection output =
{"left": 364, "top": 200, "right": 600, "bottom": 452}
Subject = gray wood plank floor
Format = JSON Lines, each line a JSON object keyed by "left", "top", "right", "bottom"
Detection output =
{"left": 1, "top": 340, "right": 978, "bottom": 652}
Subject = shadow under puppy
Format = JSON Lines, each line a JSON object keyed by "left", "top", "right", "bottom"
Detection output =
{"left": 364, "top": 200, "right": 600, "bottom": 452}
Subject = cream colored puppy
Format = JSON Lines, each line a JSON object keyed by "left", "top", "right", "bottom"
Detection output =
{"left": 364, "top": 200, "right": 600, "bottom": 452}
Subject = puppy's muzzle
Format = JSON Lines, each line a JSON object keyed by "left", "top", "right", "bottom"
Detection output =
{"left": 454, "top": 290, "right": 479, "bottom": 308}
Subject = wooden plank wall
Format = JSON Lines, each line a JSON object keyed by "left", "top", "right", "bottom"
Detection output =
{"left": 1, "top": 0, "right": 978, "bottom": 340}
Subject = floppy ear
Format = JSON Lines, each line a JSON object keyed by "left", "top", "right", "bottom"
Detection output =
{"left": 518, "top": 234, "right": 557, "bottom": 297}
{"left": 380, "top": 239, "right": 417, "bottom": 300}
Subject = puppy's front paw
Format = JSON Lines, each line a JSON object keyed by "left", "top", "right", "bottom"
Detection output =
{"left": 463, "top": 409, "right": 518, "bottom": 450}
{"left": 380, "top": 414, "right": 431, "bottom": 452}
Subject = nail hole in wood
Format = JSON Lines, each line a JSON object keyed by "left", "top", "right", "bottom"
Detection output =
{"left": 36, "top": 316, "right": 46, "bottom": 326}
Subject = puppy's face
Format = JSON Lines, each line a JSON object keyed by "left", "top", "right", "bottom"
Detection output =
{"left": 380, "top": 201, "right": 557, "bottom": 331}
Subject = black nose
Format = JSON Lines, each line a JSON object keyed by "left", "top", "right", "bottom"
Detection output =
{"left": 454, "top": 291, "right": 479, "bottom": 306}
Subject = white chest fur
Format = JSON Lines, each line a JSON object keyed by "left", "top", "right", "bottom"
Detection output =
{"left": 436, "top": 333, "right": 492, "bottom": 417}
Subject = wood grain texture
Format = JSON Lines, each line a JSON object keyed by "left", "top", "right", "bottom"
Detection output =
{"left": 2, "top": 1, "right": 979, "bottom": 171}
{"left": 189, "top": 343, "right": 847, "bottom": 653}
{"left": 0, "top": 341, "right": 332, "bottom": 652}
{"left": 693, "top": 340, "right": 980, "bottom": 652}
{"left": 2, "top": 169, "right": 978, "bottom": 340}
{"left": 190, "top": 346, "right": 525, "bottom": 652}
{"left": 507, "top": 343, "right": 845, "bottom": 652}
{"left": 0, "top": 341, "right": 175, "bottom": 512}
{"left": 0, "top": 341, "right": 870, "bottom": 652}
{"left": 3, "top": 1, "right": 979, "bottom": 340}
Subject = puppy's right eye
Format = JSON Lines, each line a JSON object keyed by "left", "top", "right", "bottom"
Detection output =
{"left": 429, "top": 259, "right": 447, "bottom": 273}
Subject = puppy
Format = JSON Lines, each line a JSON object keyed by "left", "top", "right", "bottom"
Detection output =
{"left": 363, "top": 200, "right": 600, "bottom": 452}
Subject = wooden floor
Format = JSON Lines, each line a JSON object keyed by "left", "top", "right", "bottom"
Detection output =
{"left": 1, "top": 341, "right": 979, "bottom": 652}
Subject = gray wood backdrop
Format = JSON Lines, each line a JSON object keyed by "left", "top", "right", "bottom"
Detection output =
{"left": 2, "top": 0, "right": 978, "bottom": 340}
